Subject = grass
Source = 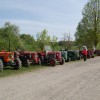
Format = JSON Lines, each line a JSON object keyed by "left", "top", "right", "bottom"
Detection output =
{"left": 0, "top": 56, "right": 97, "bottom": 78}
{"left": 0, "top": 65, "right": 47, "bottom": 78}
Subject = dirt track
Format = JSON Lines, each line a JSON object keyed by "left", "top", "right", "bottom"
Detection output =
{"left": 0, "top": 57, "right": 100, "bottom": 100}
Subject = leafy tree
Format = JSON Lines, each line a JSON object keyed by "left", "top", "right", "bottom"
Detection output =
{"left": 36, "top": 29, "right": 51, "bottom": 50}
{"left": 51, "top": 35, "right": 58, "bottom": 50}
{"left": 0, "top": 22, "right": 21, "bottom": 51}
{"left": 75, "top": 0, "right": 100, "bottom": 48}
{"left": 20, "top": 34, "right": 36, "bottom": 51}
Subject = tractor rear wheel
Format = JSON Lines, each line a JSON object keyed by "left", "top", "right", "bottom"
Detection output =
{"left": 60, "top": 57, "right": 65, "bottom": 65}
{"left": 0, "top": 59, "right": 3, "bottom": 71}
{"left": 50, "top": 58, "right": 56, "bottom": 66}
{"left": 14, "top": 58, "right": 22, "bottom": 70}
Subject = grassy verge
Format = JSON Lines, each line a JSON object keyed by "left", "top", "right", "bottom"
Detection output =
{"left": 0, "top": 65, "right": 47, "bottom": 78}
{"left": 0, "top": 56, "right": 97, "bottom": 78}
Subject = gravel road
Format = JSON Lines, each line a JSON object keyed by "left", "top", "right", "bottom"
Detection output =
{"left": 0, "top": 57, "right": 100, "bottom": 100}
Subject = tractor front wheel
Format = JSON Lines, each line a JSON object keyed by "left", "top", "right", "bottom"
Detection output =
{"left": 60, "top": 57, "right": 65, "bottom": 65}
{"left": 50, "top": 58, "right": 56, "bottom": 66}
{"left": 14, "top": 58, "right": 22, "bottom": 70}
{"left": 0, "top": 59, "right": 3, "bottom": 71}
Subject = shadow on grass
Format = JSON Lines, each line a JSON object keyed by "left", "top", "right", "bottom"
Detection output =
{"left": 3, "top": 67, "right": 13, "bottom": 70}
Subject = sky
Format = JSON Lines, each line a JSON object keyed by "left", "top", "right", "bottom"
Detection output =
{"left": 0, "top": 0, "right": 88, "bottom": 40}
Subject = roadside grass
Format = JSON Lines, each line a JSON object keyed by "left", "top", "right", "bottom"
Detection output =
{"left": 0, "top": 56, "right": 97, "bottom": 78}
{"left": 0, "top": 65, "right": 47, "bottom": 78}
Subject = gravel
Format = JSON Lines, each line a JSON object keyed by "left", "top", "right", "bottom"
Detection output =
{"left": 0, "top": 57, "right": 100, "bottom": 100}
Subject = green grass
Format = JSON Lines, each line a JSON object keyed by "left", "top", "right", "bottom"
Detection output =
{"left": 0, "top": 56, "right": 97, "bottom": 78}
{"left": 0, "top": 65, "right": 47, "bottom": 78}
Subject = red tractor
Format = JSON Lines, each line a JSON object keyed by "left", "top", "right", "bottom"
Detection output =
{"left": 87, "top": 50, "right": 94, "bottom": 58}
{"left": 94, "top": 50, "right": 100, "bottom": 56}
{"left": 38, "top": 46, "right": 65, "bottom": 66}
{"left": 0, "top": 51, "right": 22, "bottom": 71}
{"left": 17, "top": 51, "right": 41, "bottom": 67}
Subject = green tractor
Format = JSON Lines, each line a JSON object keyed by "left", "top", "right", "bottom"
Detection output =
{"left": 67, "top": 50, "right": 81, "bottom": 61}
{"left": 61, "top": 51, "right": 71, "bottom": 62}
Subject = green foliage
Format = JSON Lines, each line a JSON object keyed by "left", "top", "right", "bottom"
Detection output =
{"left": 75, "top": 0, "right": 100, "bottom": 48}
{"left": 36, "top": 29, "right": 51, "bottom": 50}
{"left": 0, "top": 22, "right": 76, "bottom": 52}
{"left": 20, "top": 34, "right": 36, "bottom": 51}
{"left": 51, "top": 35, "right": 58, "bottom": 50}
{"left": 0, "top": 22, "right": 21, "bottom": 51}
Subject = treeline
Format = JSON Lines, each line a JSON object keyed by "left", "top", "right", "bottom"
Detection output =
{"left": 0, "top": 22, "right": 74, "bottom": 51}
{"left": 0, "top": 0, "right": 99, "bottom": 51}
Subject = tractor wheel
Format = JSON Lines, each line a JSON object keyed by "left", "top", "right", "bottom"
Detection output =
{"left": 0, "top": 59, "right": 3, "bottom": 71}
{"left": 60, "top": 57, "right": 65, "bottom": 65}
{"left": 38, "top": 59, "right": 41, "bottom": 66}
{"left": 14, "top": 58, "right": 22, "bottom": 70}
{"left": 26, "top": 59, "right": 30, "bottom": 67}
{"left": 50, "top": 58, "right": 56, "bottom": 66}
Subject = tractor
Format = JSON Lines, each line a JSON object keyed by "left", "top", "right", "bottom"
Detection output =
{"left": 67, "top": 50, "right": 81, "bottom": 61}
{"left": 0, "top": 51, "right": 22, "bottom": 71}
{"left": 38, "top": 46, "right": 65, "bottom": 66}
{"left": 60, "top": 50, "right": 71, "bottom": 62}
{"left": 87, "top": 50, "right": 94, "bottom": 58}
{"left": 17, "top": 51, "right": 41, "bottom": 67}
{"left": 94, "top": 50, "right": 100, "bottom": 56}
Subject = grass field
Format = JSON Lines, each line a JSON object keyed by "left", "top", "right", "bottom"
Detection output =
{"left": 0, "top": 65, "right": 47, "bottom": 78}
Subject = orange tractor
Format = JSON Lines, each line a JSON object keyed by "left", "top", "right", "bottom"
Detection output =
{"left": 0, "top": 51, "right": 22, "bottom": 71}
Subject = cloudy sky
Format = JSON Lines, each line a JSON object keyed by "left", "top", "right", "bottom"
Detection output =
{"left": 0, "top": 0, "right": 88, "bottom": 40}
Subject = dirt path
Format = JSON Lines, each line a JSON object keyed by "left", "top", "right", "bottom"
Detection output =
{"left": 0, "top": 57, "right": 100, "bottom": 100}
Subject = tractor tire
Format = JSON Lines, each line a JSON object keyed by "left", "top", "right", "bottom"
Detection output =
{"left": 60, "top": 57, "right": 65, "bottom": 65}
{"left": 50, "top": 58, "right": 56, "bottom": 66}
{"left": 14, "top": 58, "right": 22, "bottom": 70}
{"left": 26, "top": 59, "right": 30, "bottom": 67}
{"left": 0, "top": 59, "right": 3, "bottom": 71}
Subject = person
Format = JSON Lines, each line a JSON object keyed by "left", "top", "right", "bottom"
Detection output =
{"left": 82, "top": 48, "right": 87, "bottom": 61}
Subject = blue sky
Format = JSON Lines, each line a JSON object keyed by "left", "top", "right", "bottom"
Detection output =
{"left": 0, "top": 0, "right": 88, "bottom": 40}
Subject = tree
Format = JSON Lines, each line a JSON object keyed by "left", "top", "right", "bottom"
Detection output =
{"left": 20, "top": 34, "right": 36, "bottom": 51}
{"left": 0, "top": 22, "right": 21, "bottom": 51}
{"left": 36, "top": 29, "right": 51, "bottom": 50}
{"left": 62, "top": 33, "right": 73, "bottom": 50}
{"left": 50, "top": 35, "right": 58, "bottom": 50}
{"left": 75, "top": 0, "right": 100, "bottom": 48}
